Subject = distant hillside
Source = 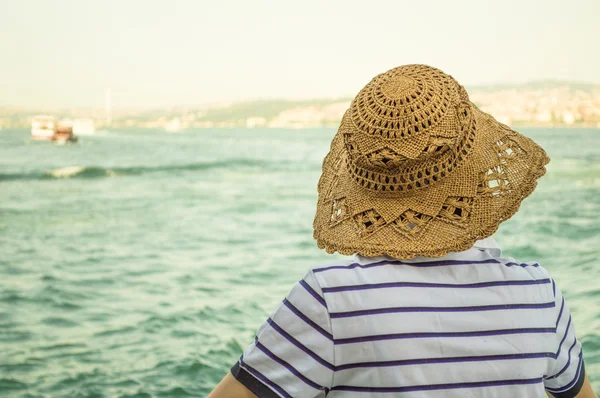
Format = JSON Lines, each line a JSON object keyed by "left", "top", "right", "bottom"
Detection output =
{"left": 199, "top": 98, "right": 349, "bottom": 124}
{"left": 1, "top": 81, "right": 599, "bottom": 129}
{"left": 468, "top": 80, "right": 600, "bottom": 93}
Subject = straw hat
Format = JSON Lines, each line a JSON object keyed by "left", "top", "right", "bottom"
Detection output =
{"left": 313, "top": 64, "right": 550, "bottom": 259}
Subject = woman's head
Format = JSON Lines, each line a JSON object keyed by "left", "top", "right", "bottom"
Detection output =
{"left": 313, "top": 64, "right": 549, "bottom": 259}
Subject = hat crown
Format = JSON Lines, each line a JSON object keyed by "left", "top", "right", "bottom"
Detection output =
{"left": 343, "top": 64, "right": 476, "bottom": 194}
{"left": 313, "top": 63, "right": 550, "bottom": 259}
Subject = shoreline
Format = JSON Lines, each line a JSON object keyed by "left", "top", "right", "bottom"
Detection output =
{"left": 3, "top": 124, "right": 600, "bottom": 132}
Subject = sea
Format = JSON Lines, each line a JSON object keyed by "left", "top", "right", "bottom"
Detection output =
{"left": 1, "top": 127, "right": 599, "bottom": 397}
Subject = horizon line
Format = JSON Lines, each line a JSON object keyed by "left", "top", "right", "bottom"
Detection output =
{"left": 1, "top": 79, "right": 599, "bottom": 111}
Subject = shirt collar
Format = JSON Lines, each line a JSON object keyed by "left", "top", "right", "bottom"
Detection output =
{"left": 472, "top": 236, "right": 502, "bottom": 257}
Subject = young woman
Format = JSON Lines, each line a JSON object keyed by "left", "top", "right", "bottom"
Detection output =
{"left": 209, "top": 65, "right": 597, "bottom": 398}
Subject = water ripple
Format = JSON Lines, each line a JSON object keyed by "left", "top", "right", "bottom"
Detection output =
{"left": 1, "top": 128, "right": 599, "bottom": 396}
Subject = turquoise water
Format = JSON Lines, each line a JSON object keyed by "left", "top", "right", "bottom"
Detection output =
{"left": 1, "top": 128, "right": 599, "bottom": 397}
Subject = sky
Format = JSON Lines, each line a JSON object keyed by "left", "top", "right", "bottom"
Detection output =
{"left": 0, "top": 0, "right": 599, "bottom": 108}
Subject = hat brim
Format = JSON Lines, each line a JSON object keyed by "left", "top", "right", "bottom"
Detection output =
{"left": 313, "top": 105, "right": 550, "bottom": 259}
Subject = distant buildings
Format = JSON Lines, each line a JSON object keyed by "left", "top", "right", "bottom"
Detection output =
{"left": 1, "top": 82, "right": 599, "bottom": 130}
{"left": 470, "top": 84, "right": 600, "bottom": 127}
{"left": 246, "top": 117, "right": 267, "bottom": 128}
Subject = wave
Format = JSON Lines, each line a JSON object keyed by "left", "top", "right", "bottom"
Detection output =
{"left": 0, "top": 159, "right": 273, "bottom": 182}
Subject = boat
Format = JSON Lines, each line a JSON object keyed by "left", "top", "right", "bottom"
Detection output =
{"left": 31, "top": 115, "right": 56, "bottom": 140}
{"left": 51, "top": 120, "right": 78, "bottom": 145}
{"left": 164, "top": 118, "right": 183, "bottom": 133}
{"left": 73, "top": 119, "right": 95, "bottom": 135}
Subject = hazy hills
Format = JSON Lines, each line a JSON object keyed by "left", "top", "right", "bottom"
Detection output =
{"left": 1, "top": 81, "right": 599, "bottom": 129}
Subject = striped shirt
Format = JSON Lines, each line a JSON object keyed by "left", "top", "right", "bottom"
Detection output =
{"left": 231, "top": 238, "right": 585, "bottom": 397}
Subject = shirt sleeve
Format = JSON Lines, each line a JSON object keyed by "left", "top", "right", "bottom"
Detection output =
{"left": 544, "top": 279, "right": 586, "bottom": 398}
{"left": 231, "top": 270, "right": 334, "bottom": 398}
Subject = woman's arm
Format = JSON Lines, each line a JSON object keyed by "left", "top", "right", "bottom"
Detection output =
{"left": 573, "top": 375, "right": 597, "bottom": 398}
{"left": 208, "top": 372, "right": 258, "bottom": 398}
{"left": 546, "top": 374, "right": 598, "bottom": 398}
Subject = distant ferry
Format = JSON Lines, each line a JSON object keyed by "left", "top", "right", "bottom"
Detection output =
{"left": 164, "top": 118, "right": 182, "bottom": 133}
{"left": 31, "top": 115, "right": 56, "bottom": 140}
{"left": 73, "top": 119, "right": 95, "bottom": 135}
{"left": 52, "top": 120, "right": 78, "bottom": 145}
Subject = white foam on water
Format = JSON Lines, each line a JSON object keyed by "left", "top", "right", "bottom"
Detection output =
{"left": 46, "top": 166, "right": 86, "bottom": 178}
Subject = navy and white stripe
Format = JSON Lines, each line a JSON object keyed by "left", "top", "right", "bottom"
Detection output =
{"left": 232, "top": 239, "right": 585, "bottom": 397}
{"left": 543, "top": 285, "right": 585, "bottom": 394}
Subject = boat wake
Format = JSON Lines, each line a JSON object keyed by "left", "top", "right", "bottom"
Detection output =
{"left": 0, "top": 159, "right": 275, "bottom": 182}
{"left": 45, "top": 166, "right": 102, "bottom": 178}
